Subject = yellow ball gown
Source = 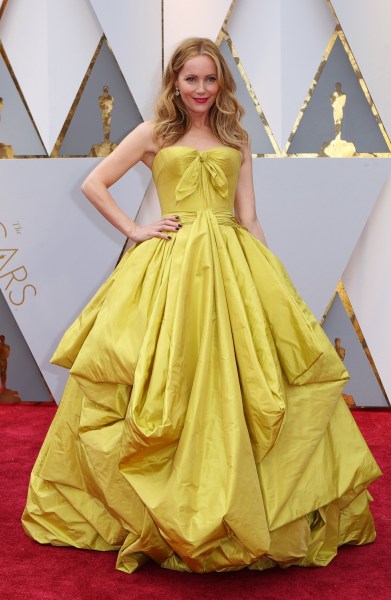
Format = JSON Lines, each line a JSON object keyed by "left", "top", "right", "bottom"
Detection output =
{"left": 22, "top": 146, "right": 381, "bottom": 573}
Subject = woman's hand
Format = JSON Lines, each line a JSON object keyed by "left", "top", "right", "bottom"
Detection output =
{"left": 128, "top": 215, "right": 181, "bottom": 243}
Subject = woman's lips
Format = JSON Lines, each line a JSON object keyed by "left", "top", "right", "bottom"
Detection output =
{"left": 193, "top": 98, "right": 208, "bottom": 103}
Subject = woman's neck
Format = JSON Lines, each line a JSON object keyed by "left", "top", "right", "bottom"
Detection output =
{"left": 187, "top": 111, "right": 211, "bottom": 130}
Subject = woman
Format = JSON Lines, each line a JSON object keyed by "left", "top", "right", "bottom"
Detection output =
{"left": 22, "top": 38, "right": 381, "bottom": 574}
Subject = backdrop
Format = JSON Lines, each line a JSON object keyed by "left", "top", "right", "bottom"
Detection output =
{"left": 0, "top": 0, "right": 390, "bottom": 407}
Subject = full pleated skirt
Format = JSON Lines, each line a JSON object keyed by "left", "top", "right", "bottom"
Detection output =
{"left": 22, "top": 210, "right": 381, "bottom": 573}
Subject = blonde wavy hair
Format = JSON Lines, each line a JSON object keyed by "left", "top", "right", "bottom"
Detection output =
{"left": 153, "top": 38, "right": 248, "bottom": 151}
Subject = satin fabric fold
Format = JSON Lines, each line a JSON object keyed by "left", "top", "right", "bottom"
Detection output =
{"left": 174, "top": 148, "right": 229, "bottom": 203}
{"left": 22, "top": 146, "right": 381, "bottom": 574}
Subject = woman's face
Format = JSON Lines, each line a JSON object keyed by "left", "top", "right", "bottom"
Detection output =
{"left": 175, "top": 54, "right": 219, "bottom": 117}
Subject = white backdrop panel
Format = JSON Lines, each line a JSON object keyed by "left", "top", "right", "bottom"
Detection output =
{"left": 164, "top": 0, "right": 232, "bottom": 65}
{"left": 90, "top": 0, "right": 161, "bottom": 120}
{"left": 0, "top": 158, "right": 150, "bottom": 402}
{"left": 0, "top": 0, "right": 103, "bottom": 153}
{"left": 252, "top": 157, "right": 391, "bottom": 319}
{"left": 343, "top": 171, "right": 391, "bottom": 400}
{"left": 228, "top": 0, "right": 335, "bottom": 150}
{"left": 332, "top": 0, "right": 391, "bottom": 142}
{"left": 228, "top": 0, "right": 281, "bottom": 147}
{"left": 0, "top": 0, "right": 49, "bottom": 147}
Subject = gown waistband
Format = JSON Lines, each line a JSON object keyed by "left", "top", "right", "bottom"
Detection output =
{"left": 161, "top": 210, "right": 240, "bottom": 228}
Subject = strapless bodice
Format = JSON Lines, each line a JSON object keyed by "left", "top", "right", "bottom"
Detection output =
{"left": 152, "top": 146, "right": 242, "bottom": 215}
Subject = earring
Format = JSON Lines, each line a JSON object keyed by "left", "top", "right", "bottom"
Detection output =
{"left": 175, "top": 88, "right": 180, "bottom": 97}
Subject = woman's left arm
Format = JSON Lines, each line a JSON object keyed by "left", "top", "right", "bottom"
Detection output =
{"left": 234, "top": 144, "right": 268, "bottom": 247}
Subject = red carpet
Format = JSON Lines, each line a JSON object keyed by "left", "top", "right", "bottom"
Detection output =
{"left": 1, "top": 405, "right": 389, "bottom": 600}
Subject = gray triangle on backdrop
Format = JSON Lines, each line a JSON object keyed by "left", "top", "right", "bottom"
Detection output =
{"left": 58, "top": 39, "right": 143, "bottom": 157}
{"left": 288, "top": 36, "right": 389, "bottom": 154}
{"left": 0, "top": 50, "right": 47, "bottom": 156}
{"left": 219, "top": 38, "right": 275, "bottom": 155}
{"left": 322, "top": 292, "right": 388, "bottom": 407}
{"left": 0, "top": 289, "right": 53, "bottom": 403}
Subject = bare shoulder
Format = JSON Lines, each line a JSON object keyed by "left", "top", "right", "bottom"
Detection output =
{"left": 131, "top": 121, "right": 159, "bottom": 167}
{"left": 135, "top": 120, "right": 155, "bottom": 144}
{"left": 121, "top": 120, "right": 156, "bottom": 153}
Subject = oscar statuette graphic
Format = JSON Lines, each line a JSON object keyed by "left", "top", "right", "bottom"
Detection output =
{"left": 0, "top": 334, "right": 21, "bottom": 402}
{"left": 320, "top": 83, "right": 357, "bottom": 157}
{"left": 89, "top": 85, "right": 118, "bottom": 157}
{"left": 0, "top": 97, "right": 15, "bottom": 159}
{"left": 334, "top": 337, "right": 356, "bottom": 407}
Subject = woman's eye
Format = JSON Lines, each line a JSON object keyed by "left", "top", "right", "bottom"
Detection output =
{"left": 208, "top": 77, "right": 217, "bottom": 82}
{"left": 186, "top": 77, "right": 195, "bottom": 82}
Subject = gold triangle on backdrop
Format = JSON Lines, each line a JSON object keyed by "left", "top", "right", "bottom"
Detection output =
{"left": 284, "top": 21, "right": 391, "bottom": 157}
{"left": 51, "top": 37, "right": 105, "bottom": 157}
{"left": 216, "top": 28, "right": 280, "bottom": 156}
{"left": 216, "top": 0, "right": 238, "bottom": 40}
{"left": 326, "top": 0, "right": 391, "bottom": 153}
{"left": 52, "top": 34, "right": 143, "bottom": 158}
{"left": 284, "top": 28, "right": 338, "bottom": 156}
{"left": 0, "top": 43, "right": 47, "bottom": 157}
{"left": 0, "top": 0, "right": 9, "bottom": 21}
{"left": 321, "top": 280, "right": 390, "bottom": 407}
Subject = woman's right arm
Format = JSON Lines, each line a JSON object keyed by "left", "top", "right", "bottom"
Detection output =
{"left": 81, "top": 121, "right": 179, "bottom": 242}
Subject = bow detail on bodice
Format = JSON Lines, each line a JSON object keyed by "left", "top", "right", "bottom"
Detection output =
{"left": 175, "top": 151, "right": 229, "bottom": 203}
